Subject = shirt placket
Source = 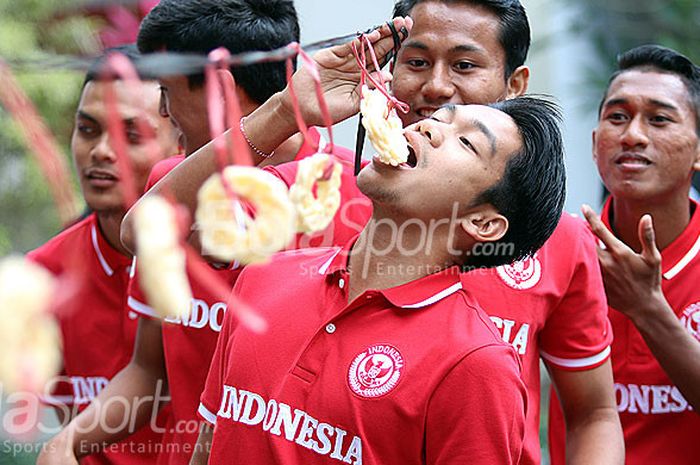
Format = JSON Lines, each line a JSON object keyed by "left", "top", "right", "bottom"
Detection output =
{"left": 290, "top": 270, "right": 376, "bottom": 384}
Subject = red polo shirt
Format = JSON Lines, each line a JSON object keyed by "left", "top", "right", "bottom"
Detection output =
{"left": 549, "top": 198, "right": 700, "bottom": 465}
{"left": 28, "top": 214, "right": 164, "bottom": 465}
{"left": 460, "top": 213, "right": 612, "bottom": 465}
{"left": 127, "top": 130, "right": 371, "bottom": 465}
{"left": 199, "top": 243, "right": 527, "bottom": 465}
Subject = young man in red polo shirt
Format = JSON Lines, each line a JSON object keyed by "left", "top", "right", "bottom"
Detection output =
{"left": 388, "top": 2, "right": 623, "bottom": 464}
{"left": 29, "top": 45, "right": 179, "bottom": 465}
{"left": 549, "top": 45, "right": 700, "bottom": 465}
{"left": 196, "top": 97, "right": 566, "bottom": 465}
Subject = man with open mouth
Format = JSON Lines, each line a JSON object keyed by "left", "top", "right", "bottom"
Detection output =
{"left": 196, "top": 96, "right": 567, "bottom": 465}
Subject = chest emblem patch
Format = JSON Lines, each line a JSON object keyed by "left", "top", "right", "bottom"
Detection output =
{"left": 496, "top": 254, "right": 542, "bottom": 290}
{"left": 681, "top": 302, "right": 700, "bottom": 342}
{"left": 348, "top": 344, "right": 404, "bottom": 398}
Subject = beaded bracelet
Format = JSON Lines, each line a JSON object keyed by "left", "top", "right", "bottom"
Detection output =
{"left": 239, "top": 117, "right": 274, "bottom": 159}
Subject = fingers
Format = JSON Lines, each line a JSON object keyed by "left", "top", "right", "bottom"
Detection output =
{"left": 637, "top": 214, "right": 662, "bottom": 265}
{"left": 582, "top": 204, "right": 625, "bottom": 254}
{"left": 371, "top": 17, "right": 412, "bottom": 64}
{"left": 328, "top": 17, "right": 412, "bottom": 67}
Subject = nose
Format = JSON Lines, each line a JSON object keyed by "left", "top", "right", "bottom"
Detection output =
{"left": 415, "top": 119, "right": 444, "bottom": 147}
{"left": 620, "top": 115, "right": 649, "bottom": 149}
{"left": 90, "top": 133, "right": 117, "bottom": 163}
{"left": 422, "top": 63, "right": 455, "bottom": 103}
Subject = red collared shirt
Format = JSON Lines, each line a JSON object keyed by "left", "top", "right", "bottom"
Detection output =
{"left": 549, "top": 198, "right": 700, "bottom": 465}
{"left": 461, "top": 213, "right": 612, "bottom": 465}
{"left": 28, "top": 214, "right": 165, "bottom": 465}
{"left": 199, "top": 243, "right": 527, "bottom": 465}
{"left": 126, "top": 131, "right": 371, "bottom": 465}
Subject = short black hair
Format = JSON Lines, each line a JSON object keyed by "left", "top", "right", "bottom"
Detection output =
{"left": 466, "top": 96, "right": 566, "bottom": 269}
{"left": 83, "top": 44, "right": 158, "bottom": 86}
{"left": 137, "top": 0, "right": 300, "bottom": 104}
{"left": 393, "top": 0, "right": 530, "bottom": 78}
{"left": 598, "top": 44, "right": 700, "bottom": 133}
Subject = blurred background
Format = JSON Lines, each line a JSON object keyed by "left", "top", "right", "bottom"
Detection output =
{"left": 1, "top": 0, "right": 699, "bottom": 463}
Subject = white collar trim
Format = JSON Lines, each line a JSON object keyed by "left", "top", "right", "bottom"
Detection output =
{"left": 91, "top": 224, "right": 114, "bottom": 277}
{"left": 402, "top": 282, "right": 463, "bottom": 309}
{"left": 318, "top": 248, "right": 343, "bottom": 275}
{"left": 664, "top": 234, "right": 700, "bottom": 280}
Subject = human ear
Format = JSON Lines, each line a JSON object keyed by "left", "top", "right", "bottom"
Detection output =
{"left": 591, "top": 130, "right": 597, "bottom": 162}
{"left": 459, "top": 206, "right": 508, "bottom": 243}
{"left": 506, "top": 66, "right": 529, "bottom": 98}
{"left": 693, "top": 138, "right": 700, "bottom": 172}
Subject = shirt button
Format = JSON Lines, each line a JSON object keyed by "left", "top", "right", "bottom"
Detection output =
{"left": 325, "top": 323, "right": 336, "bottom": 334}
{"left": 338, "top": 278, "right": 345, "bottom": 289}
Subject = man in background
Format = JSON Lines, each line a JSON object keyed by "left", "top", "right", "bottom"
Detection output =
{"left": 31, "top": 44, "right": 179, "bottom": 465}
{"left": 550, "top": 44, "right": 700, "bottom": 465}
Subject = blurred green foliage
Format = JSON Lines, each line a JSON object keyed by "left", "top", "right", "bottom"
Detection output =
{"left": 567, "top": 0, "right": 700, "bottom": 101}
{"left": 0, "top": 0, "right": 102, "bottom": 255}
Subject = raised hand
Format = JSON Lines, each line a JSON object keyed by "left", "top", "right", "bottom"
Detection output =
{"left": 582, "top": 204, "right": 665, "bottom": 320}
{"left": 281, "top": 17, "right": 413, "bottom": 127}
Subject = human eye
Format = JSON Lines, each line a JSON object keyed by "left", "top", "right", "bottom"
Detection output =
{"left": 605, "top": 111, "right": 628, "bottom": 123}
{"left": 406, "top": 58, "right": 429, "bottom": 68}
{"left": 124, "top": 122, "right": 143, "bottom": 145}
{"left": 126, "top": 130, "right": 143, "bottom": 145}
{"left": 76, "top": 121, "right": 98, "bottom": 137}
{"left": 649, "top": 114, "right": 673, "bottom": 125}
{"left": 460, "top": 136, "right": 479, "bottom": 155}
{"left": 454, "top": 61, "right": 476, "bottom": 71}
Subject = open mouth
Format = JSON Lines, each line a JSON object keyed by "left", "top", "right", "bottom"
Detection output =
{"left": 396, "top": 145, "right": 417, "bottom": 169}
{"left": 406, "top": 145, "right": 417, "bottom": 168}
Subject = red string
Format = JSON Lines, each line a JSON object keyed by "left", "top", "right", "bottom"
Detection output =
{"left": 101, "top": 54, "right": 140, "bottom": 209}
{"left": 285, "top": 42, "right": 337, "bottom": 154}
{"left": 285, "top": 54, "right": 314, "bottom": 146}
{"left": 102, "top": 52, "right": 184, "bottom": 211}
{"left": 351, "top": 35, "right": 410, "bottom": 116}
{"left": 204, "top": 47, "right": 259, "bottom": 208}
{"left": 184, "top": 245, "right": 266, "bottom": 334}
{"left": 205, "top": 47, "right": 253, "bottom": 169}
{"left": 0, "top": 60, "right": 78, "bottom": 225}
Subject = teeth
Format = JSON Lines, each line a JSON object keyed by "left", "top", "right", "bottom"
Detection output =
{"left": 619, "top": 158, "right": 649, "bottom": 165}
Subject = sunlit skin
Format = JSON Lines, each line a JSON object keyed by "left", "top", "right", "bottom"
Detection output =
{"left": 358, "top": 104, "right": 520, "bottom": 222}
{"left": 594, "top": 70, "right": 700, "bottom": 204}
{"left": 391, "top": 1, "right": 528, "bottom": 126}
{"left": 72, "top": 79, "right": 179, "bottom": 252}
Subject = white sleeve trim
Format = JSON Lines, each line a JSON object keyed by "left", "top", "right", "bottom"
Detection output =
{"left": 198, "top": 403, "right": 217, "bottom": 425}
{"left": 540, "top": 346, "right": 611, "bottom": 369}
{"left": 127, "top": 296, "right": 160, "bottom": 319}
